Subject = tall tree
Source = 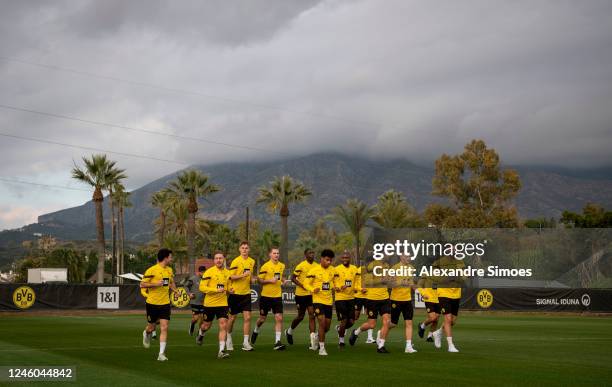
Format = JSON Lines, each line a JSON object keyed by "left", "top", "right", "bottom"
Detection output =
{"left": 372, "top": 189, "right": 424, "bottom": 228}
{"left": 257, "top": 175, "right": 312, "bottom": 262}
{"left": 331, "top": 199, "right": 374, "bottom": 265}
{"left": 113, "top": 185, "right": 131, "bottom": 281}
{"left": 169, "top": 170, "right": 220, "bottom": 272}
{"left": 151, "top": 189, "right": 172, "bottom": 247}
{"left": 72, "top": 154, "right": 126, "bottom": 283}
{"left": 425, "top": 139, "right": 521, "bottom": 227}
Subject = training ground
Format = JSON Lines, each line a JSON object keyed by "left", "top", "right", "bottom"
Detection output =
{"left": 0, "top": 310, "right": 610, "bottom": 386}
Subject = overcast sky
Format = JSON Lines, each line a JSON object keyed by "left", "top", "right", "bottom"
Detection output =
{"left": 1, "top": 0, "right": 611, "bottom": 230}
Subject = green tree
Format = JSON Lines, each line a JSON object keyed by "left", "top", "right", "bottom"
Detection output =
{"left": 168, "top": 170, "right": 220, "bottom": 273}
{"left": 560, "top": 203, "right": 612, "bottom": 228}
{"left": 151, "top": 189, "right": 172, "bottom": 247}
{"left": 257, "top": 175, "right": 311, "bottom": 262}
{"left": 72, "top": 154, "right": 126, "bottom": 283}
{"left": 331, "top": 199, "right": 374, "bottom": 265}
{"left": 425, "top": 139, "right": 521, "bottom": 227}
{"left": 256, "top": 229, "right": 281, "bottom": 269}
{"left": 372, "top": 189, "right": 424, "bottom": 228}
{"left": 112, "top": 185, "right": 132, "bottom": 281}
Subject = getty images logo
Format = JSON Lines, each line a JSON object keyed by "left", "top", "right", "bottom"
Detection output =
{"left": 581, "top": 293, "right": 591, "bottom": 307}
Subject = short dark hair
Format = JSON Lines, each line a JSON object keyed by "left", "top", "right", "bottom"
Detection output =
{"left": 269, "top": 246, "right": 279, "bottom": 253}
{"left": 321, "top": 249, "right": 335, "bottom": 259}
{"left": 157, "top": 248, "right": 172, "bottom": 262}
{"left": 304, "top": 248, "right": 313, "bottom": 255}
{"left": 240, "top": 241, "right": 249, "bottom": 247}
{"left": 213, "top": 250, "right": 225, "bottom": 257}
{"left": 197, "top": 265, "right": 206, "bottom": 272}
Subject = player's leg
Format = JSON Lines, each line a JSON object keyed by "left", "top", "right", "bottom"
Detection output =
{"left": 376, "top": 313, "right": 391, "bottom": 353}
{"left": 315, "top": 310, "right": 328, "bottom": 355}
{"left": 286, "top": 299, "right": 305, "bottom": 345}
{"left": 252, "top": 297, "right": 269, "bottom": 345}
{"left": 143, "top": 321, "right": 156, "bottom": 349}
{"left": 349, "top": 317, "right": 376, "bottom": 346}
{"left": 336, "top": 301, "right": 348, "bottom": 346}
{"left": 217, "top": 315, "right": 230, "bottom": 358}
{"left": 242, "top": 310, "right": 253, "bottom": 350}
{"left": 196, "top": 310, "right": 214, "bottom": 346}
{"left": 158, "top": 318, "right": 169, "bottom": 360}
{"left": 404, "top": 303, "right": 416, "bottom": 353}
{"left": 273, "top": 312, "right": 286, "bottom": 350}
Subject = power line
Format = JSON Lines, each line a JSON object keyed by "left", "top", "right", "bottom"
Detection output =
{"left": 0, "top": 104, "right": 289, "bottom": 155}
{"left": 0, "top": 56, "right": 387, "bottom": 131}
{"left": 0, "top": 177, "right": 91, "bottom": 192}
{"left": 0, "top": 132, "right": 189, "bottom": 165}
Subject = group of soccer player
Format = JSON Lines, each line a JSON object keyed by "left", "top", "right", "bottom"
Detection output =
{"left": 139, "top": 243, "right": 462, "bottom": 361}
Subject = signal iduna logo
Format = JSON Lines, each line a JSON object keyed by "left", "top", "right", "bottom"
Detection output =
{"left": 13, "top": 286, "right": 36, "bottom": 309}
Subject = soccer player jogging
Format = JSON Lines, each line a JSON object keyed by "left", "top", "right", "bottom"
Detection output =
{"left": 287, "top": 248, "right": 318, "bottom": 349}
{"left": 387, "top": 255, "right": 417, "bottom": 353}
{"left": 303, "top": 249, "right": 336, "bottom": 356}
{"left": 353, "top": 265, "right": 374, "bottom": 343}
{"left": 416, "top": 282, "right": 440, "bottom": 345}
{"left": 252, "top": 247, "right": 287, "bottom": 350}
{"left": 432, "top": 255, "right": 465, "bottom": 353}
{"left": 196, "top": 251, "right": 233, "bottom": 359}
{"left": 140, "top": 248, "right": 178, "bottom": 361}
{"left": 184, "top": 265, "right": 207, "bottom": 336}
{"left": 333, "top": 250, "right": 360, "bottom": 347}
{"left": 349, "top": 261, "right": 392, "bottom": 353}
{"left": 226, "top": 241, "right": 256, "bottom": 351}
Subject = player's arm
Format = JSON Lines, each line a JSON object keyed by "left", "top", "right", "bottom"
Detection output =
{"left": 291, "top": 264, "right": 305, "bottom": 288}
{"left": 140, "top": 269, "right": 161, "bottom": 288}
{"left": 257, "top": 267, "right": 274, "bottom": 284}
{"left": 199, "top": 274, "right": 217, "bottom": 294}
{"left": 229, "top": 259, "right": 247, "bottom": 280}
{"left": 303, "top": 269, "right": 318, "bottom": 293}
{"left": 353, "top": 271, "right": 362, "bottom": 293}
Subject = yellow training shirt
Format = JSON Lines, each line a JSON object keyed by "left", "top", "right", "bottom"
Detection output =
{"left": 199, "top": 266, "right": 231, "bottom": 307}
{"left": 292, "top": 260, "right": 319, "bottom": 297}
{"left": 333, "top": 264, "right": 360, "bottom": 301}
{"left": 258, "top": 260, "right": 285, "bottom": 298}
{"left": 389, "top": 262, "right": 414, "bottom": 302}
{"left": 141, "top": 263, "right": 173, "bottom": 305}
{"left": 229, "top": 255, "right": 255, "bottom": 295}
{"left": 304, "top": 265, "right": 335, "bottom": 306}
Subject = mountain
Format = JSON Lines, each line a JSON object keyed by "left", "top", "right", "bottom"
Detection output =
{"left": 3, "top": 153, "right": 612, "bottom": 249}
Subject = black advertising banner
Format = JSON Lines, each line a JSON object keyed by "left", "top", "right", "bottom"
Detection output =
{"left": 1, "top": 284, "right": 611, "bottom": 312}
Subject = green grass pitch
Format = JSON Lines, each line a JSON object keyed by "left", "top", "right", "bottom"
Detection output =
{"left": 0, "top": 311, "right": 610, "bottom": 386}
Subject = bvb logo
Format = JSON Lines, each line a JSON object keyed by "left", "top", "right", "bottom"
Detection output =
{"left": 477, "top": 289, "right": 493, "bottom": 308}
{"left": 170, "top": 287, "right": 190, "bottom": 308}
{"left": 13, "top": 286, "right": 36, "bottom": 309}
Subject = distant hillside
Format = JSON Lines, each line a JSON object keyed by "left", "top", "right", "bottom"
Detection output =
{"left": 3, "top": 153, "right": 612, "bottom": 259}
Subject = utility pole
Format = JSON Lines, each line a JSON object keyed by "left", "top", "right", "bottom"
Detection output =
{"left": 246, "top": 206, "right": 250, "bottom": 243}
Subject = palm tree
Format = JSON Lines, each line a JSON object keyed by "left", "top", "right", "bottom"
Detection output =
{"left": 372, "top": 189, "right": 424, "bottom": 228}
{"left": 72, "top": 154, "right": 126, "bottom": 283}
{"left": 257, "top": 175, "right": 312, "bottom": 262}
{"left": 151, "top": 189, "right": 172, "bottom": 247}
{"left": 113, "top": 185, "right": 131, "bottom": 281}
{"left": 168, "top": 170, "right": 220, "bottom": 272}
{"left": 331, "top": 199, "right": 374, "bottom": 266}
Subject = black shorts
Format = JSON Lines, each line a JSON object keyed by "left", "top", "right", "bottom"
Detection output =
{"left": 439, "top": 297, "right": 460, "bottom": 316}
{"left": 335, "top": 299, "right": 355, "bottom": 321}
{"left": 425, "top": 302, "right": 441, "bottom": 314}
{"left": 146, "top": 303, "right": 171, "bottom": 323}
{"left": 295, "top": 295, "right": 313, "bottom": 311}
{"left": 191, "top": 304, "right": 205, "bottom": 314}
{"left": 313, "top": 303, "right": 333, "bottom": 319}
{"left": 228, "top": 294, "right": 252, "bottom": 315}
{"left": 390, "top": 300, "right": 414, "bottom": 325}
{"left": 202, "top": 306, "right": 229, "bottom": 322}
{"left": 365, "top": 299, "right": 391, "bottom": 319}
{"left": 354, "top": 297, "right": 366, "bottom": 311}
{"left": 259, "top": 296, "right": 283, "bottom": 316}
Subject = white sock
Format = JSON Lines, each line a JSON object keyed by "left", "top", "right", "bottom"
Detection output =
{"left": 377, "top": 339, "right": 385, "bottom": 349}
{"left": 367, "top": 329, "right": 373, "bottom": 339}
{"left": 243, "top": 335, "right": 249, "bottom": 345}
{"left": 420, "top": 323, "right": 425, "bottom": 329}
{"left": 226, "top": 334, "right": 233, "bottom": 344}
{"left": 319, "top": 342, "right": 325, "bottom": 349}
{"left": 339, "top": 336, "right": 345, "bottom": 344}
{"left": 275, "top": 331, "right": 281, "bottom": 342}
{"left": 406, "top": 340, "right": 412, "bottom": 347}
{"left": 254, "top": 326, "right": 260, "bottom": 333}
{"left": 198, "top": 328, "right": 203, "bottom": 336}
{"left": 427, "top": 332, "right": 433, "bottom": 338}
{"left": 219, "top": 341, "right": 225, "bottom": 352}
{"left": 354, "top": 328, "right": 361, "bottom": 336}
{"left": 447, "top": 337, "right": 454, "bottom": 346}
{"left": 159, "top": 341, "right": 166, "bottom": 355}
{"left": 287, "top": 327, "right": 293, "bottom": 334}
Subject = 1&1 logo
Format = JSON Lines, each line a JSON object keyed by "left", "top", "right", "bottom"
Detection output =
{"left": 170, "top": 287, "right": 190, "bottom": 308}
{"left": 476, "top": 289, "right": 493, "bottom": 308}
{"left": 13, "top": 286, "right": 36, "bottom": 309}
